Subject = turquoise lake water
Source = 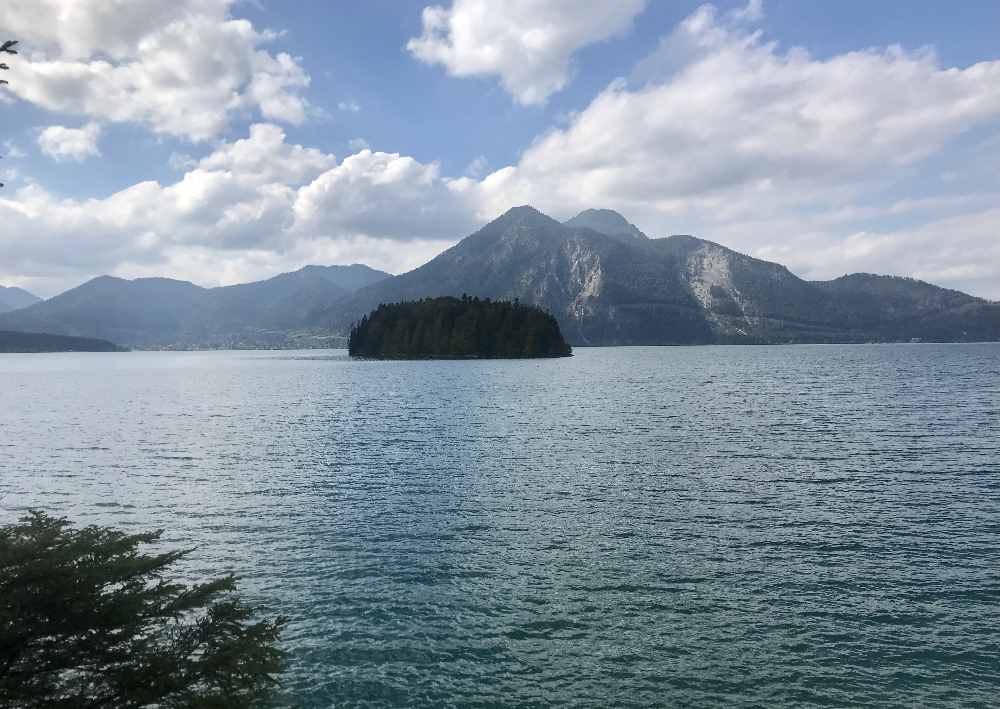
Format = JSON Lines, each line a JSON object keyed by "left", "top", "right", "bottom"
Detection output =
{"left": 2, "top": 345, "right": 999, "bottom": 707}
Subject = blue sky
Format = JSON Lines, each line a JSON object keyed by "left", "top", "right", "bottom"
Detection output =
{"left": 2, "top": 0, "right": 1000, "bottom": 298}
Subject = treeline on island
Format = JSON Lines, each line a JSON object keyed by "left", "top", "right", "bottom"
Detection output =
{"left": 348, "top": 296, "right": 572, "bottom": 359}
{"left": 0, "top": 330, "right": 125, "bottom": 353}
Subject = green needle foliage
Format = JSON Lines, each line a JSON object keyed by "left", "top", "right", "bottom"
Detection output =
{"left": 0, "top": 511, "right": 287, "bottom": 708}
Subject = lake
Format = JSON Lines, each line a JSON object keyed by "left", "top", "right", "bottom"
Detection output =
{"left": 2, "top": 345, "right": 999, "bottom": 707}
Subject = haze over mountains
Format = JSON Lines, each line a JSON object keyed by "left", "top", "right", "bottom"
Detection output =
{"left": 1, "top": 207, "right": 997, "bottom": 348}
{"left": 0, "top": 264, "right": 389, "bottom": 349}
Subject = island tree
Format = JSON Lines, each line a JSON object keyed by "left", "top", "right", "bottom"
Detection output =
{"left": 349, "top": 295, "right": 572, "bottom": 359}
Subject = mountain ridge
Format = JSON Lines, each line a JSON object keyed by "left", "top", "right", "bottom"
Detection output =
{"left": 1, "top": 207, "right": 996, "bottom": 348}
{"left": 0, "top": 264, "right": 391, "bottom": 348}
{"left": 564, "top": 208, "right": 648, "bottom": 241}
{"left": 314, "top": 207, "right": 998, "bottom": 345}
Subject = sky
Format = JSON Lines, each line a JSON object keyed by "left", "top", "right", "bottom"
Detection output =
{"left": 1, "top": 0, "right": 999, "bottom": 299}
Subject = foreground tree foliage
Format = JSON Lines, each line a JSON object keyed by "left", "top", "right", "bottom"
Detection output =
{"left": 349, "top": 295, "right": 572, "bottom": 359}
{"left": 0, "top": 511, "right": 287, "bottom": 708}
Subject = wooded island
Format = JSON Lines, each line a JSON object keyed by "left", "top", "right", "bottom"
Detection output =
{"left": 348, "top": 296, "right": 572, "bottom": 359}
{"left": 0, "top": 330, "right": 126, "bottom": 353}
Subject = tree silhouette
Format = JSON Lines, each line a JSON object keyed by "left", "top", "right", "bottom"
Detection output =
{"left": 349, "top": 296, "right": 572, "bottom": 359}
{"left": 0, "top": 40, "right": 16, "bottom": 86}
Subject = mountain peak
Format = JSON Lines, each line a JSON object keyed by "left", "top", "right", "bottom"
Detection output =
{"left": 289, "top": 263, "right": 391, "bottom": 291}
{"left": 493, "top": 205, "right": 560, "bottom": 228}
{"left": 0, "top": 284, "right": 43, "bottom": 314}
{"left": 564, "top": 208, "right": 647, "bottom": 240}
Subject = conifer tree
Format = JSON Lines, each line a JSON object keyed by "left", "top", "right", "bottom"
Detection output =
{"left": 348, "top": 296, "right": 571, "bottom": 359}
{"left": 0, "top": 511, "right": 287, "bottom": 708}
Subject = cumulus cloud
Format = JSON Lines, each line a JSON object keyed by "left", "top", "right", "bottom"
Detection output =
{"left": 196, "top": 123, "right": 335, "bottom": 184}
{"left": 489, "top": 15, "right": 1000, "bottom": 208}
{"left": 3, "top": 1, "right": 1000, "bottom": 301}
{"left": 407, "top": 0, "right": 647, "bottom": 104}
{"left": 37, "top": 122, "right": 102, "bottom": 161}
{"left": 293, "top": 150, "right": 478, "bottom": 241}
{"left": 752, "top": 205, "right": 1000, "bottom": 298}
{"left": 464, "top": 155, "right": 488, "bottom": 178}
{"left": 0, "top": 124, "right": 475, "bottom": 295}
{"left": 168, "top": 152, "right": 198, "bottom": 172}
{"left": 472, "top": 1, "right": 1000, "bottom": 296}
{"left": 0, "top": 0, "right": 310, "bottom": 141}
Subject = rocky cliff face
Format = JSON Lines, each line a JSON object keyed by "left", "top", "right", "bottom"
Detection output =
{"left": 318, "top": 206, "right": 999, "bottom": 345}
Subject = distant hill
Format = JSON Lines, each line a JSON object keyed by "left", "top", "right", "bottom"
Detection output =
{"left": 0, "top": 264, "right": 389, "bottom": 348}
{"left": 349, "top": 296, "right": 572, "bottom": 359}
{"left": 0, "top": 285, "right": 42, "bottom": 314}
{"left": 204, "top": 264, "right": 388, "bottom": 332}
{"left": 0, "top": 330, "right": 124, "bottom": 353}
{"left": 315, "top": 206, "right": 1000, "bottom": 345}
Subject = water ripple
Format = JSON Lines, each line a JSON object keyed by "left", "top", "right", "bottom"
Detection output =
{"left": 2, "top": 344, "right": 999, "bottom": 707}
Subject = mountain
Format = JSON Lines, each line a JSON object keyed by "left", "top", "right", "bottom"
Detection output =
{"left": 564, "top": 208, "right": 647, "bottom": 241}
{"left": 204, "top": 264, "right": 389, "bottom": 331}
{"left": 315, "top": 206, "right": 1000, "bottom": 345}
{"left": 3, "top": 208, "right": 995, "bottom": 348}
{"left": 0, "top": 264, "right": 390, "bottom": 348}
{"left": 0, "top": 285, "right": 42, "bottom": 313}
{"left": 319, "top": 206, "right": 706, "bottom": 343}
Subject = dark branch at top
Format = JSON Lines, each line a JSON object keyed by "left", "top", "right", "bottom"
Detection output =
{"left": 1, "top": 40, "right": 14, "bottom": 187}
{"left": 0, "top": 40, "right": 13, "bottom": 87}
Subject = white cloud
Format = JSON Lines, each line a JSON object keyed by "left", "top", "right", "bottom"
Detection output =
{"left": 407, "top": 0, "right": 647, "bottom": 104}
{"left": 0, "top": 0, "right": 310, "bottom": 141}
{"left": 729, "top": 0, "right": 764, "bottom": 23}
{"left": 348, "top": 138, "right": 370, "bottom": 151}
{"left": 37, "top": 122, "right": 102, "bottom": 161}
{"left": 2, "top": 140, "right": 27, "bottom": 159}
{"left": 0, "top": 124, "right": 476, "bottom": 295}
{"left": 196, "top": 123, "right": 335, "bottom": 184}
{"left": 3, "top": 1, "right": 1000, "bottom": 301}
{"left": 338, "top": 100, "right": 361, "bottom": 112}
{"left": 168, "top": 152, "right": 198, "bottom": 171}
{"left": 0, "top": 0, "right": 227, "bottom": 60}
{"left": 464, "top": 155, "right": 488, "bottom": 178}
{"left": 293, "top": 150, "right": 478, "bottom": 241}
{"left": 755, "top": 207, "right": 1000, "bottom": 299}
{"left": 496, "top": 38, "right": 1000, "bottom": 208}
{"left": 471, "top": 2, "right": 1000, "bottom": 296}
